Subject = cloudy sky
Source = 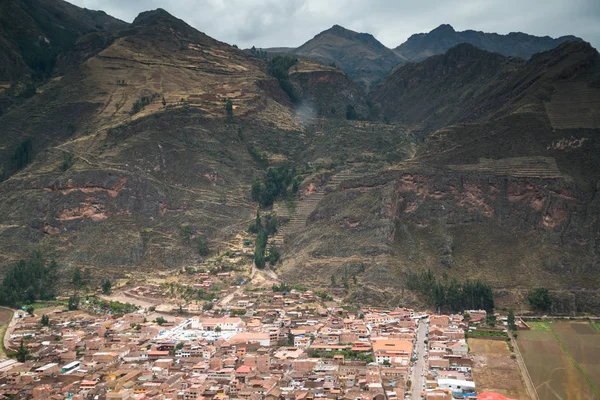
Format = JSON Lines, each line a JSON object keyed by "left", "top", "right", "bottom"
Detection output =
{"left": 70, "top": 0, "right": 600, "bottom": 49}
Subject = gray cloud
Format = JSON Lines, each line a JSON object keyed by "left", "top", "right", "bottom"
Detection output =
{"left": 71, "top": 0, "right": 600, "bottom": 50}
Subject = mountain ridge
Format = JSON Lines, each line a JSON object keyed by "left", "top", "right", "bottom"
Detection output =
{"left": 396, "top": 23, "right": 583, "bottom": 62}
{"left": 0, "top": 3, "right": 599, "bottom": 311}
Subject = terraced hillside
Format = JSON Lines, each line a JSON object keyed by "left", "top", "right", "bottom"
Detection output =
{"left": 0, "top": 2, "right": 599, "bottom": 311}
{"left": 271, "top": 170, "right": 365, "bottom": 246}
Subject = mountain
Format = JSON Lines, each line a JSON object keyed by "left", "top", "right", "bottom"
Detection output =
{"left": 395, "top": 24, "right": 583, "bottom": 62}
{"left": 0, "top": 0, "right": 128, "bottom": 83}
{"left": 0, "top": 7, "right": 378, "bottom": 278}
{"left": 278, "top": 41, "right": 600, "bottom": 311}
{"left": 0, "top": 2, "right": 599, "bottom": 313}
{"left": 291, "top": 25, "right": 405, "bottom": 88}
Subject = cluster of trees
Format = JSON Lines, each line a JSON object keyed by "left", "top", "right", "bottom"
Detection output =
{"left": 406, "top": 269, "right": 494, "bottom": 312}
{"left": 131, "top": 93, "right": 160, "bottom": 114}
{"left": 307, "top": 349, "right": 373, "bottom": 363}
{"left": 248, "top": 213, "right": 280, "bottom": 268}
{"left": 0, "top": 253, "right": 57, "bottom": 307}
{"left": 268, "top": 56, "right": 299, "bottom": 103}
{"left": 527, "top": 287, "right": 552, "bottom": 311}
{"left": 251, "top": 164, "right": 299, "bottom": 208}
{"left": 249, "top": 46, "right": 268, "bottom": 60}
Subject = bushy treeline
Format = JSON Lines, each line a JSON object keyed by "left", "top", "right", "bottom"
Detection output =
{"left": 0, "top": 253, "right": 58, "bottom": 307}
{"left": 248, "top": 213, "right": 280, "bottom": 268}
{"left": 268, "top": 56, "right": 299, "bottom": 103}
{"left": 251, "top": 164, "right": 299, "bottom": 208}
{"left": 249, "top": 46, "right": 268, "bottom": 60}
{"left": 407, "top": 269, "right": 494, "bottom": 312}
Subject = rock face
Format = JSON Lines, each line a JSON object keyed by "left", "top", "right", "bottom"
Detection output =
{"left": 395, "top": 23, "right": 583, "bottom": 62}
{"left": 288, "top": 59, "right": 369, "bottom": 119}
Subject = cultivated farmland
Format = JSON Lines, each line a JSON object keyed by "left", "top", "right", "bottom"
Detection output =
{"left": 468, "top": 338, "right": 528, "bottom": 399}
{"left": 518, "top": 322, "right": 599, "bottom": 400}
{"left": 552, "top": 322, "right": 600, "bottom": 390}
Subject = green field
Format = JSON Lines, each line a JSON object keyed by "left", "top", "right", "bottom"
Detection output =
{"left": 518, "top": 321, "right": 600, "bottom": 400}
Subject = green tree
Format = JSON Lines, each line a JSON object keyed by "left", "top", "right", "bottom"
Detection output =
{"left": 102, "top": 279, "right": 112, "bottom": 295}
{"left": 40, "top": 314, "right": 50, "bottom": 327}
{"left": 155, "top": 316, "right": 166, "bottom": 325}
{"left": 254, "top": 231, "right": 268, "bottom": 269}
{"left": 527, "top": 288, "right": 552, "bottom": 312}
{"left": 68, "top": 295, "right": 79, "bottom": 311}
{"left": 225, "top": 99, "right": 233, "bottom": 117}
{"left": 196, "top": 235, "right": 209, "bottom": 256}
{"left": 26, "top": 305, "right": 34, "bottom": 316}
{"left": 287, "top": 332, "right": 295, "bottom": 346}
{"left": 162, "top": 96, "right": 167, "bottom": 106}
{"left": 215, "top": 325, "right": 222, "bottom": 332}
{"left": 71, "top": 268, "right": 83, "bottom": 288}
{"left": 16, "top": 339, "right": 28, "bottom": 362}
{"left": 251, "top": 177, "right": 262, "bottom": 202}
{"left": 507, "top": 308, "right": 516, "bottom": 331}
{"left": 267, "top": 244, "right": 280, "bottom": 264}
{"left": 382, "top": 359, "right": 391, "bottom": 366}
{"left": 330, "top": 275, "right": 336, "bottom": 286}
{"left": 180, "top": 225, "right": 193, "bottom": 244}
{"left": 346, "top": 104, "right": 358, "bottom": 120}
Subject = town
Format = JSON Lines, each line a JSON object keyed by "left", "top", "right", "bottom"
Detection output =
{"left": 0, "top": 268, "right": 522, "bottom": 400}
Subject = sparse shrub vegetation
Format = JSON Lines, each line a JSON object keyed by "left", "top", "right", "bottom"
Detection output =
{"left": 131, "top": 93, "right": 160, "bottom": 114}
{"left": 60, "top": 152, "right": 74, "bottom": 171}
{"left": 247, "top": 145, "right": 268, "bottom": 168}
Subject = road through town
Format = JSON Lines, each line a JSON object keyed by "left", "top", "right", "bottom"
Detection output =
{"left": 411, "top": 318, "right": 427, "bottom": 399}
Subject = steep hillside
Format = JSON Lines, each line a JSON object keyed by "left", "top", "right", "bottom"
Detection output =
{"left": 0, "top": 2, "right": 599, "bottom": 312}
{"left": 277, "top": 41, "right": 600, "bottom": 312}
{"left": 370, "top": 42, "right": 600, "bottom": 131}
{"left": 0, "top": 7, "right": 412, "bottom": 280}
{"left": 293, "top": 25, "right": 405, "bottom": 88}
{"left": 0, "top": 0, "right": 127, "bottom": 83}
{"left": 395, "top": 24, "right": 583, "bottom": 62}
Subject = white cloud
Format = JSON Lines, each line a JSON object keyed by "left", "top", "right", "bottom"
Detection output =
{"left": 70, "top": 0, "right": 600, "bottom": 49}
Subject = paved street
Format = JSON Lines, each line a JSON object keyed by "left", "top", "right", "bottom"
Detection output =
{"left": 411, "top": 318, "right": 428, "bottom": 399}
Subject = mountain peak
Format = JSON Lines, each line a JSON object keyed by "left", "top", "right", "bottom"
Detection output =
{"left": 321, "top": 24, "right": 355, "bottom": 37}
{"left": 431, "top": 24, "right": 456, "bottom": 34}
{"left": 133, "top": 8, "right": 184, "bottom": 27}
